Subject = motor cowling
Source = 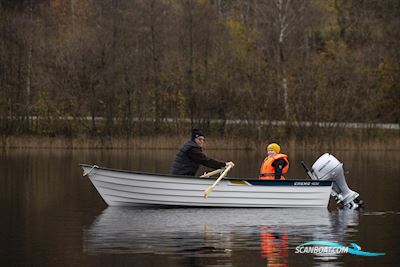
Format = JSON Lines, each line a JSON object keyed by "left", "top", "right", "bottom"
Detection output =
{"left": 310, "top": 153, "right": 362, "bottom": 209}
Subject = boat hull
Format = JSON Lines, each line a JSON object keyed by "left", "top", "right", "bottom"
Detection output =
{"left": 81, "top": 164, "right": 332, "bottom": 208}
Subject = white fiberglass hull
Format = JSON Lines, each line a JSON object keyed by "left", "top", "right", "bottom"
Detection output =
{"left": 81, "top": 164, "right": 333, "bottom": 208}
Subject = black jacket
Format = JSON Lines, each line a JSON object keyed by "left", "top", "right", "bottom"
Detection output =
{"left": 170, "top": 140, "right": 226, "bottom": 176}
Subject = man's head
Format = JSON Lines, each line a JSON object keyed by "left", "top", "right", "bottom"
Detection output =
{"left": 192, "top": 129, "right": 205, "bottom": 147}
{"left": 266, "top": 143, "right": 280, "bottom": 157}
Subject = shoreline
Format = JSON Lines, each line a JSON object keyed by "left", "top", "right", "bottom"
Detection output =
{"left": 1, "top": 135, "right": 399, "bottom": 151}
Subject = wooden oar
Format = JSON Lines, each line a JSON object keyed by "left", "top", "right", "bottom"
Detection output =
{"left": 204, "top": 164, "right": 234, "bottom": 198}
{"left": 200, "top": 168, "right": 224, "bottom": 178}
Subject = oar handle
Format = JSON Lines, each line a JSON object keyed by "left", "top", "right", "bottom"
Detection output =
{"left": 204, "top": 164, "right": 234, "bottom": 198}
{"left": 200, "top": 168, "right": 224, "bottom": 178}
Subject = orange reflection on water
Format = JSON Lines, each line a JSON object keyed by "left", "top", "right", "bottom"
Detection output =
{"left": 260, "top": 226, "right": 288, "bottom": 267}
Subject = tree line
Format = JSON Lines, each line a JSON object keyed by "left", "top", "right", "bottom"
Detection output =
{"left": 0, "top": 0, "right": 399, "bottom": 140}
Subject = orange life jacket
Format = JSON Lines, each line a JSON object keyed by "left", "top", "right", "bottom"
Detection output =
{"left": 259, "top": 154, "right": 289, "bottom": 180}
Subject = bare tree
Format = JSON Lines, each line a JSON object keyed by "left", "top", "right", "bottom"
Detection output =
{"left": 256, "top": 0, "right": 307, "bottom": 120}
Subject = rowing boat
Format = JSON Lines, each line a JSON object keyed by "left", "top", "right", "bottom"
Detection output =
{"left": 80, "top": 164, "right": 332, "bottom": 208}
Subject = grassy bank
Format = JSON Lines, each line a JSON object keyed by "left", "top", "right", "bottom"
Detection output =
{"left": 1, "top": 132, "right": 399, "bottom": 151}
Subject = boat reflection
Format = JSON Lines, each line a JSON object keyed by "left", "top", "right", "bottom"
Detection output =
{"left": 312, "top": 209, "right": 359, "bottom": 266}
{"left": 83, "top": 208, "right": 358, "bottom": 266}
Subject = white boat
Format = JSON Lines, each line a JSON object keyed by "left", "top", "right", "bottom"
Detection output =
{"left": 80, "top": 164, "right": 333, "bottom": 208}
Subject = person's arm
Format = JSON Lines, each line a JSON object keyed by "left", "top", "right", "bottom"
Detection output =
{"left": 188, "top": 148, "right": 226, "bottom": 170}
{"left": 272, "top": 159, "right": 287, "bottom": 180}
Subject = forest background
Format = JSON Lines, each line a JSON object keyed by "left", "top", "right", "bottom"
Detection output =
{"left": 1, "top": 0, "right": 399, "bottom": 150}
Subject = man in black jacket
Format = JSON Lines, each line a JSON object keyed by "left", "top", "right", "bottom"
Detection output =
{"left": 171, "top": 129, "right": 234, "bottom": 176}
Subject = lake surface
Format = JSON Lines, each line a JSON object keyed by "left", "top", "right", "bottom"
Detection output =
{"left": 1, "top": 148, "right": 399, "bottom": 266}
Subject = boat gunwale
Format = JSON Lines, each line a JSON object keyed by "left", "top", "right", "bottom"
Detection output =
{"left": 80, "top": 164, "right": 333, "bottom": 186}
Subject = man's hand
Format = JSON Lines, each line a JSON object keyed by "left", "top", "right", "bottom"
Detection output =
{"left": 225, "top": 161, "right": 235, "bottom": 168}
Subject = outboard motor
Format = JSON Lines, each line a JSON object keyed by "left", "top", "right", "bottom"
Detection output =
{"left": 302, "top": 153, "right": 363, "bottom": 209}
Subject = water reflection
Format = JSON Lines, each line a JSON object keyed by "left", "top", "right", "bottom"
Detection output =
{"left": 260, "top": 226, "right": 288, "bottom": 267}
{"left": 84, "top": 208, "right": 359, "bottom": 266}
{"left": 313, "top": 210, "right": 359, "bottom": 266}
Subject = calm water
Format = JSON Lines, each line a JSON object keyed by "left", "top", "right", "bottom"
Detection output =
{"left": 1, "top": 148, "right": 399, "bottom": 266}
